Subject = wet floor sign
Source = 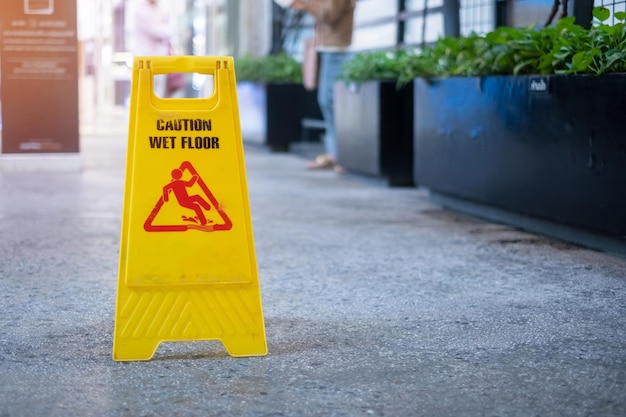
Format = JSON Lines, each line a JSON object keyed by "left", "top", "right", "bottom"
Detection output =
{"left": 113, "top": 56, "right": 267, "bottom": 361}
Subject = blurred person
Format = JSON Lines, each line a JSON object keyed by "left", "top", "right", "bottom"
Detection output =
{"left": 129, "top": 0, "right": 173, "bottom": 97}
{"left": 289, "top": 0, "right": 355, "bottom": 173}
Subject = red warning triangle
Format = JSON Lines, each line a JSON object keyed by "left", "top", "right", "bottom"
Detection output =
{"left": 144, "top": 161, "right": 232, "bottom": 232}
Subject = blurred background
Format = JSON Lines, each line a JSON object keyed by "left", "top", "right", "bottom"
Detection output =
{"left": 75, "top": 0, "right": 616, "bottom": 126}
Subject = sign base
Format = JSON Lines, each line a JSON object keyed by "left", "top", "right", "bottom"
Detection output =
{"left": 114, "top": 286, "right": 267, "bottom": 361}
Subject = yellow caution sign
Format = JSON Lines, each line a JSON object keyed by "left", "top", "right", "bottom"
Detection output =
{"left": 113, "top": 56, "right": 267, "bottom": 361}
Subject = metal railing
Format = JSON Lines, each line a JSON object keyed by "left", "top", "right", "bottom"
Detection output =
{"left": 272, "top": 0, "right": 599, "bottom": 56}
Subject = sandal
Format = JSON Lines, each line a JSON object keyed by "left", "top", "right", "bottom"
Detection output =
{"left": 307, "top": 154, "right": 335, "bottom": 170}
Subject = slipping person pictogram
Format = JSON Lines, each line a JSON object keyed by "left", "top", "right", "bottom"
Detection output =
{"left": 144, "top": 161, "right": 232, "bottom": 232}
{"left": 163, "top": 168, "right": 212, "bottom": 225}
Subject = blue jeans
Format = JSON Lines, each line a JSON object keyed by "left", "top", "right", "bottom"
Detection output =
{"left": 318, "top": 51, "right": 351, "bottom": 160}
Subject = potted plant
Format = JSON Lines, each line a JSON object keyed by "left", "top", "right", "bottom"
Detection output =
{"left": 235, "top": 53, "right": 322, "bottom": 152}
{"left": 335, "top": 50, "right": 415, "bottom": 186}
{"left": 404, "top": 7, "right": 626, "bottom": 239}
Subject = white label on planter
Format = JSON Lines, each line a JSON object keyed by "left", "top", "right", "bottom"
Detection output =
{"left": 529, "top": 77, "right": 549, "bottom": 93}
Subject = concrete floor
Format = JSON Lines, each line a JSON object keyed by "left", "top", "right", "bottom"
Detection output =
{"left": 1, "top": 120, "right": 626, "bottom": 417}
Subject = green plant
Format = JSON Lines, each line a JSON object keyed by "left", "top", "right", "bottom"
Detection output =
{"left": 344, "top": 6, "right": 626, "bottom": 83}
{"left": 340, "top": 50, "right": 415, "bottom": 84}
{"left": 577, "top": 7, "right": 626, "bottom": 74}
{"left": 235, "top": 53, "right": 303, "bottom": 83}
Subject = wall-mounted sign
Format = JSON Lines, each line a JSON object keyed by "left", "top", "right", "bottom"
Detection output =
{"left": 0, "top": 0, "right": 79, "bottom": 163}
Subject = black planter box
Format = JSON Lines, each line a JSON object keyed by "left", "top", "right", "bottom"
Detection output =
{"left": 237, "top": 82, "right": 322, "bottom": 152}
{"left": 335, "top": 80, "right": 414, "bottom": 186}
{"left": 414, "top": 74, "right": 626, "bottom": 238}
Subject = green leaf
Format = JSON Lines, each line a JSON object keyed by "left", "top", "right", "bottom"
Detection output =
{"left": 557, "top": 16, "right": 577, "bottom": 29}
{"left": 513, "top": 60, "right": 532, "bottom": 75}
{"left": 605, "top": 50, "right": 626, "bottom": 69}
{"left": 569, "top": 49, "right": 600, "bottom": 73}
{"left": 593, "top": 6, "right": 611, "bottom": 22}
{"left": 614, "top": 11, "right": 626, "bottom": 22}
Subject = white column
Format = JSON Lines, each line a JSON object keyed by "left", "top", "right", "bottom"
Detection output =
{"left": 238, "top": 0, "right": 272, "bottom": 57}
